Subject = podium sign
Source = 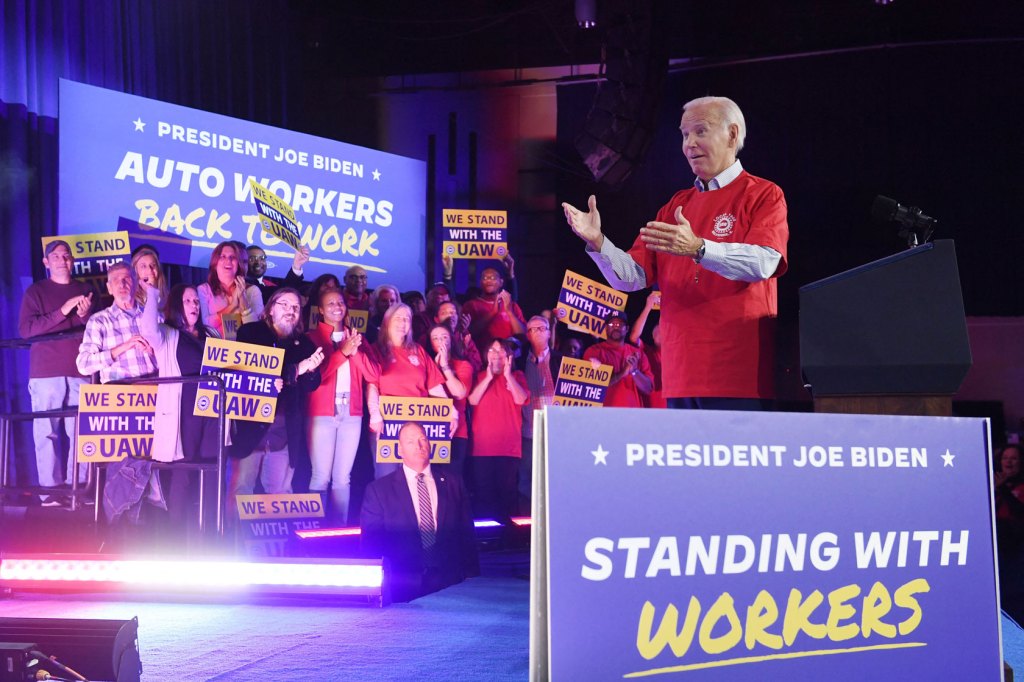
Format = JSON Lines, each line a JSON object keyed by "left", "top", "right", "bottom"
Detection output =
{"left": 532, "top": 407, "right": 1000, "bottom": 680}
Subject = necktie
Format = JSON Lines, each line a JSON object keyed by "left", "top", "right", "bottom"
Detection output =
{"left": 416, "top": 473, "right": 436, "bottom": 549}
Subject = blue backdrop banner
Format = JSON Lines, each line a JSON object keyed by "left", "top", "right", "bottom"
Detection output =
{"left": 543, "top": 407, "right": 1000, "bottom": 680}
{"left": 58, "top": 79, "right": 426, "bottom": 291}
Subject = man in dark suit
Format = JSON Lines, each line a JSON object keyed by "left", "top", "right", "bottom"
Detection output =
{"left": 360, "top": 421, "right": 479, "bottom": 602}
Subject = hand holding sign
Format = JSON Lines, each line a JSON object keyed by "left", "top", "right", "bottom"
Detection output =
{"left": 292, "top": 245, "right": 311, "bottom": 271}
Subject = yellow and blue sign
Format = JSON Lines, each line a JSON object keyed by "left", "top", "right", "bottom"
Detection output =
{"left": 77, "top": 384, "right": 157, "bottom": 462}
{"left": 539, "top": 408, "right": 1001, "bottom": 679}
{"left": 236, "top": 493, "right": 325, "bottom": 520}
{"left": 194, "top": 338, "right": 283, "bottom": 423}
{"left": 552, "top": 357, "right": 612, "bottom": 407}
{"left": 441, "top": 208, "right": 508, "bottom": 260}
{"left": 42, "top": 230, "right": 130, "bottom": 290}
{"left": 347, "top": 309, "right": 369, "bottom": 334}
{"left": 376, "top": 396, "right": 454, "bottom": 464}
{"left": 554, "top": 270, "right": 627, "bottom": 339}
{"left": 250, "top": 179, "right": 302, "bottom": 252}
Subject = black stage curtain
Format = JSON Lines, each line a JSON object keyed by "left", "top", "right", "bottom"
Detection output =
{"left": 0, "top": 0, "right": 291, "bottom": 482}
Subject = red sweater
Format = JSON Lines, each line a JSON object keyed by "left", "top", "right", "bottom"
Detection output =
{"left": 627, "top": 171, "right": 788, "bottom": 398}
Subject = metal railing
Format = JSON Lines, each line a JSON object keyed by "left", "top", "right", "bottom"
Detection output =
{"left": 0, "top": 338, "right": 230, "bottom": 535}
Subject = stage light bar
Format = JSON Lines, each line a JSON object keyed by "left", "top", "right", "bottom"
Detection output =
{"left": 294, "top": 518, "right": 514, "bottom": 541}
{"left": 510, "top": 517, "right": 533, "bottom": 527}
{"left": 0, "top": 555, "right": 383, "bottom": 597}
{"left": 295, "top": 527, "right": 362, "bottom": 539}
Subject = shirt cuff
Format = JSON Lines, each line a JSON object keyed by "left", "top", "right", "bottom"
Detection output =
{"left": 699, "top": 239, "right": 726, "bottom": 266}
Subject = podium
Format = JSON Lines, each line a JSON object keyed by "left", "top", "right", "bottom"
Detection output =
{"left": 799, "top": 240, "right": 972, "bottom": 416}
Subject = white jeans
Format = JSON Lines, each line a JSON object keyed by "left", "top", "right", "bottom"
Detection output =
{"left": 309, "top": 410, "right": 362, "bottom": 524}
{"left": 226, "top": 442, "right": 293, "bottom": 520}
{"left": 28, "top": 376, "right": 88, "bottom": 487}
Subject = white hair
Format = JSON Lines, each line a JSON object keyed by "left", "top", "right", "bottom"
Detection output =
{"left": 683, "top": 96, "right": 746, "bottom": 153}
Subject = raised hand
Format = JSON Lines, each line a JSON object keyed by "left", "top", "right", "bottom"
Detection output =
{"left": 562, "top": 194, "right": 603, "bottom": 250}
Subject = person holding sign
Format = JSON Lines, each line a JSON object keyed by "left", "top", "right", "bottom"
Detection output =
{"left": 360, "top": 421, "right": 478, "bottom": 602}
{"left": 365, "top": 303, "right": 460, "bottom": 479}
{"left": 228, "top": 288, "right": 323, "bottom": 505}
{"left": 246, "top": 244, "right": 309, "bottom": 305}
{"left": 563, "top": 96, "right": 788, "bottom": 410}
{"left": 468, "top": 338, "right": 530, "bottom": 522}
{"left": 583, "top": 312, "right": 653, "bottom": 408}
{"left": 197, "top": 241, "right": 264, "bottom": 339}
{"left": 462, "top": 267, "right": 525, "bottom": 352}
{"left": 307, "top": 288, "right": 371, "bottom": 525}
{"left": 19, "top": 239, "right": 94, "bottom": 500}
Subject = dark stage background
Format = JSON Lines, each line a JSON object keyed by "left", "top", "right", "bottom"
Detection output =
{"left": 2, "top": 1, "right": 1023, "bottom": 479}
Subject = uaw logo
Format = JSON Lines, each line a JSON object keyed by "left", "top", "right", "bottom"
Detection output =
{"left": 712, "top": 213, "right": 737, "bottom": 238}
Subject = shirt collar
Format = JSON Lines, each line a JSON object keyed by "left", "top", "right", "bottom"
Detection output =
{"left": 695, "top": 159, "right": 743, "bottom": 192}
{"left": 529, "top": 347, "right": 549, "bottom": 363}
{"left": 403, "top": 463, "right": 432, "bottom": 482}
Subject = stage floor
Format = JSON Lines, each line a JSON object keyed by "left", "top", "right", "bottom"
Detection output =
{"left": 0, "top": 555, "right": 531, "bottom": 681}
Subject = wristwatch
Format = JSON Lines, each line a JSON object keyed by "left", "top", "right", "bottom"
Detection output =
{"left": 694, "top": 241, "right": 706, "bottom": 264}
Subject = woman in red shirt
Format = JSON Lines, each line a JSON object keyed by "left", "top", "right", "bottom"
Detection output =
{"left": 306, "top": 287, "right": 370, "bottom": 524}
{"left": 426, "top": 323, "right": 471, "bottom": 477}
{"left": 366, "top": 303, "right": 462, "bottom": 478}
{"left": 468, "top": 338, "right": 529, "bottom": 521}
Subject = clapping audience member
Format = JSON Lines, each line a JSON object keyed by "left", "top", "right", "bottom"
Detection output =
{"left": 302, "top": 273, "right": 342, "bottom": 329}
{"left": 629, "top": 291, "right": 665, "bottom": 408}
{"left": 197, "top": 241, "right": 263, "bottom": 339}
{"left": 468, "top": 338, "right": 529, "bottom": 522}
{"left": 307, "top": 288, "right": 370, "bottom": 524}
{"left": 426, "top": 324, "right": 471, "bottom": 476}
{"left": 19, "top": 240, "right": 93, "bottom": 504}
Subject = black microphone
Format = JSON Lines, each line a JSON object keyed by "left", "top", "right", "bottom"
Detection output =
{"left": 871, "top": 195, "right": 937, "bottom": 247}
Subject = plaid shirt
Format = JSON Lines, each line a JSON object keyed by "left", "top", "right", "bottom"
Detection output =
{"left": 76, "top": 302, "right": 157, "bottom": 383}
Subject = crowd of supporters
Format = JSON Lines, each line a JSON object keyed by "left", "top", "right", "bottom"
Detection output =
{"left": 18, "top": 239, "right": 665, "bottom": 531}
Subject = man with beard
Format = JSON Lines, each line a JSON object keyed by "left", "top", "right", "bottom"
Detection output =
{"left": 461, "top": 267, "right": 525, "bottom": 352}
{"left": 245, "top": 244, "right": 310, "bottom": 304}
{"left": 583, "top": 312, "right": 653, "bottom": 408}
{"left": 227, "top": 288, "right": 324, "bottom": 507}
{"left": 20, "top": 240, "right": 93, "bottom": 502}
